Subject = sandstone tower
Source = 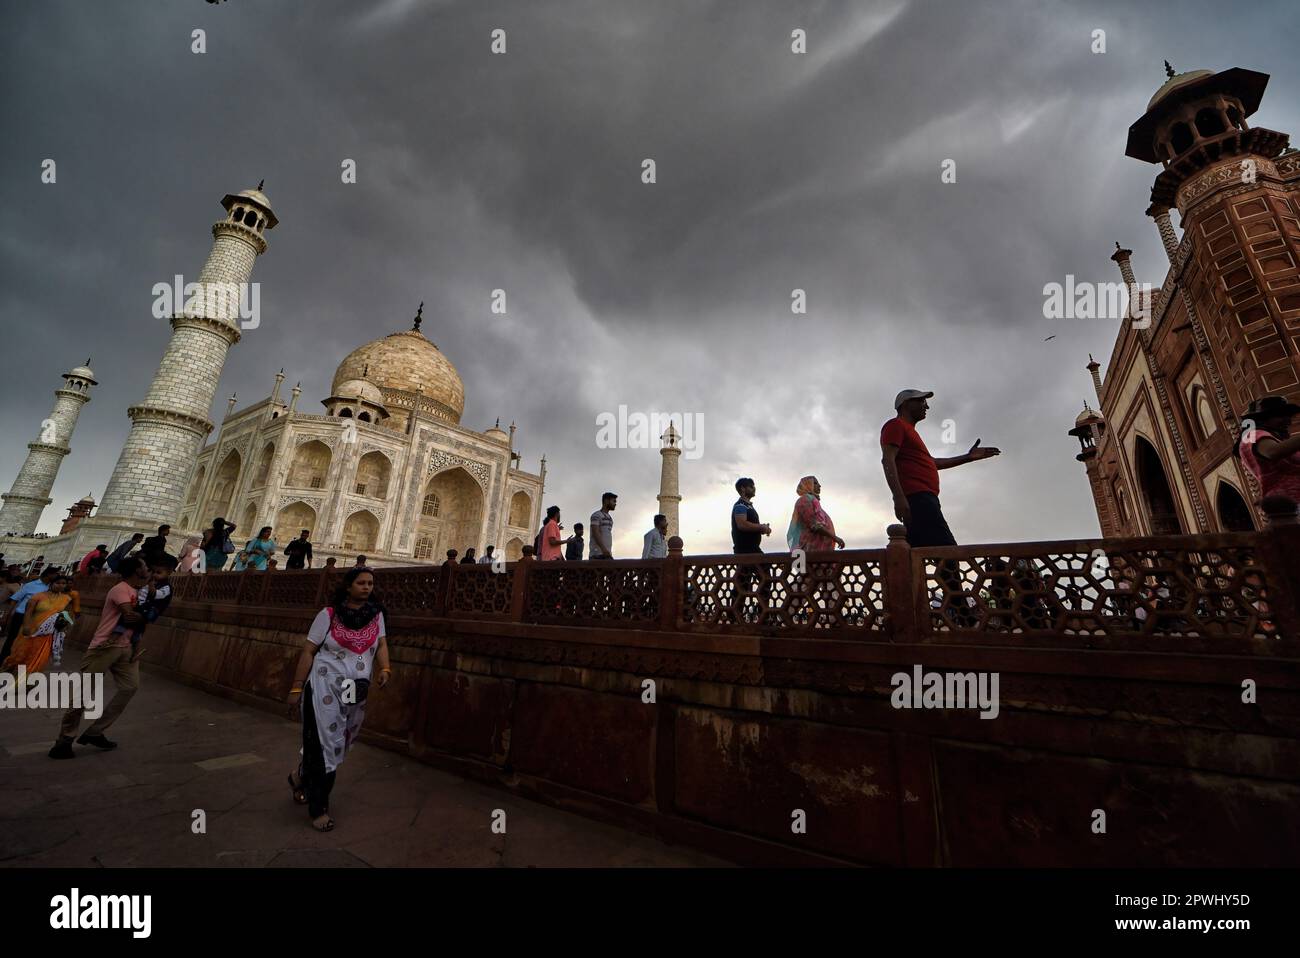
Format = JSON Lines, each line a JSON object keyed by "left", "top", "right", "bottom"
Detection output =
{"left": 1129, "top": 64, "right": 1298, "bottom": 419}
{"left": 0, "top": 360, "right": 97, "bottom": 535}
{"left": 95, "top": 185, "right": 277, "bottom": 528}
{"left": 60, "top": 493, "right": 97, "bottom": 535}
{"left": 1071, "top": 63, "right": 1299, "bottom": 536}
{"left": 658, "top": 421, "right": 682, "bottom": 538}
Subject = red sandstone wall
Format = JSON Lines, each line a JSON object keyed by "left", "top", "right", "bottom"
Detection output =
{"left": 64, "top": 594, "right": 1300, "bottom": 867}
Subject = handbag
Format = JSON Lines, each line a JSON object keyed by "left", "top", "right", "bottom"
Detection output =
{"left": 222, "top": 534, "right": 235, "bottom": 555}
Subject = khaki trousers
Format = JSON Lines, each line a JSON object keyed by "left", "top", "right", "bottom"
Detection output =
{"left": 59, "top": 643, "right": 139, "bottom": 739}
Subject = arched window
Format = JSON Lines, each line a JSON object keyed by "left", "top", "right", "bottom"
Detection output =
{"left": 1194, "top": 389, "right": 1217, "bottom": 440}
{"left": 508, "top": 491, "right": 532, "bottom": 527}
{"left": 414, "top": 535, "right": 435, "bottom": 560}
{"left": 287, "top": 440, "right": 331, "bottom": 490}
{"left": 244, "top": 210, "right": 258, "bottom": 227}
{"left": 1169, "top": 121, "right": 1195, "bottom": 155}
{"left": 339, "top": 408, "right": 353, "bottom": 418}
{"left": 1134, "top": 437, "right": 1182, "bottom": 535}
{"left": 1115, "top": 485, "right": 1130, "bottom": 527}
{"left": 341, "top": 510, "right": 379, "bottom": 552}
{"left": 274, "top": 502, "right": 317, "bottom": 546}
{"left": 254, "top": 442, "right": 275, "bottom": 487}
{"left": 187, "top": 466, "right": 206, "bottom": 504}
{"left": 209, "top": 450, "right": 242, "bottom": 519}
{"left": 422, "top": 492, "right": 440, "bottom": 517}
{"left": 1216, "top": 482, "right": 1254, "bottom": 532}
{"left": 354, "top": 451, "right": 392, "bottom": 499}
{"left": 358, "top": 411, "right": 371, "bottom": 423}
{"left": 1195, "top": 107, "right": 1225, "bottom": 138}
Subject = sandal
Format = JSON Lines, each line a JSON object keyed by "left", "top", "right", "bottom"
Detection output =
{"left": 311, "top": 813, "right": 335, "bottom": 832}
{"left": 287, "top": 771, "right": 307, "bottom": 805}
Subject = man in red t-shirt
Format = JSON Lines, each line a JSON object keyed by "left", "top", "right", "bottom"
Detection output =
{"left": 49, "top": 556, "right": 151, "bottom": 759}
{"left": 880, "top": 389, "right": 1001, "bottom": 546}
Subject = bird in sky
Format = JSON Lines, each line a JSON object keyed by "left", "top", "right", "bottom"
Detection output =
{"left": 1044, "top": 335, "right": 1057, "bottom": 341}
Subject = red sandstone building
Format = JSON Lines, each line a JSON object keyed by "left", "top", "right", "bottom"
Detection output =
{"left": 1072, "top": 63, "right": 1300, "bottom": 536}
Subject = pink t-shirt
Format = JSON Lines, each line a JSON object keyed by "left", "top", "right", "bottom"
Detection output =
{"left": 89, "top": 581, "right": 139, "bottom": 650}
{"left": 1240, "top": 429, "right": 1300, "bottom": 503}
{"left": 539, "top": 519, "right": 564, "bottom": 561}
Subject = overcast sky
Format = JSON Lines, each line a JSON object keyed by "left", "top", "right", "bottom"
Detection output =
{"left": 3, "top": 0, "right": 1298, "bottom": 556}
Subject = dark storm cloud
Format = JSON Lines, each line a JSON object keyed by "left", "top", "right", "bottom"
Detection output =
{"left": 2, "top": 0, "right": 1298, "bottom": 552}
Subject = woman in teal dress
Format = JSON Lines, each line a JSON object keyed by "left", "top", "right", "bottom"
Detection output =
{"left": 234, "top": 526, "right": 277, "bottom": 571}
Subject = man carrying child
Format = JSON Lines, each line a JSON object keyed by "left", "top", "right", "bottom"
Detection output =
{"left": 49, "top": 557, "right": 150, "bottom": 758}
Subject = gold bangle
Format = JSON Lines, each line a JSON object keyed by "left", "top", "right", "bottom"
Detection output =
{"left": 290, "top": 687, "right": 303, "bottom": 693}
{"left": 380, "top": 668, "right": 391, "bottom": 673}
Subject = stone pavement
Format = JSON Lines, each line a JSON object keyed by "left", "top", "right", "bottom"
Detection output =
{"left": 0, "top": 651, "right": 725, "bottom": 867}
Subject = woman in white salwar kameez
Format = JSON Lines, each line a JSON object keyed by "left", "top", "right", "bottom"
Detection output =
{"left": 285, "top": 568, "right": 391, "bottom": 831}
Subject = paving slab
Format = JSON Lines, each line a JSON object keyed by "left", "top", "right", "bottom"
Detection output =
{"left": 0, "top": 650, "right": 726, "bottom": 867}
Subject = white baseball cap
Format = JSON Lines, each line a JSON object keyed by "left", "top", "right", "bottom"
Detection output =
{"left": 894, "top": 389, "right": 934, "bottom": 409}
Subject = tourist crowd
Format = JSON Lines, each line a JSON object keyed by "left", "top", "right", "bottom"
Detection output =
{"left": 0, "top": 387, "right": 1293, "bottom": 833}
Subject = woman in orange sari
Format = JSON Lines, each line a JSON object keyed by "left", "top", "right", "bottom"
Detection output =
{"left": 1, "top": 573, "right": 79, "bottom": 677}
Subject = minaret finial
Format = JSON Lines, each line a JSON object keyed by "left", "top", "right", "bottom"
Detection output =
{"left": 1164, "top": 60, "right": 1176, "bottom": 79}
{"left": 257, "top": 178, "right": 265, "bottom": 191}
{"left": 413, "top": 301, "right": 424, "bottom": 331}
{"left": 495, "top": 417, "right": 500, "bottom": 428}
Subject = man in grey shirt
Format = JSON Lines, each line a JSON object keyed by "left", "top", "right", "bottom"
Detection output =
{"left": 642, "top": 514, "right": 668, "bottom": 559}
{"left": 589, "top": 492, "right": 617, "bottom": 559}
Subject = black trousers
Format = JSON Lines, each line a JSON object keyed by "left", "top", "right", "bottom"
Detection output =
{"left": 732, "top": 549, "right": 766, "bottom": 620}
{"left": 300, "top": 682, "right": 336, "bottom": 818}
{"left": 1, "top": 610, "right": 24, "bottom": 660}
{"left": 904, "top": 492, "right": 958, "bottom": 547}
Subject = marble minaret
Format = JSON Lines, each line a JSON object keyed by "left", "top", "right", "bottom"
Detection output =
{"left": 0, "top": 360, "right": 97, "bottom": 535}
{"left": 658, "top": 421, "right": 682, "bottom": 538}
{"left": 96, "top": 185, "right": 277, "bottom": 527}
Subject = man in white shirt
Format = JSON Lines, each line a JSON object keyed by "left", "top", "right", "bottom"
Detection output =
{"left": 477, "top": 545, "right": 496, "bottom": 564}
{"left": 642, "top": 514, "right": 668, "bottom": 559}
{"left": 589, "top": 492, "right": 617, "bottom": 559}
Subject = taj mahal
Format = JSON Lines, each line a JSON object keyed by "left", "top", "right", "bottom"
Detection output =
{"left": 0, "top": 185, "right": 548, "bottom": 567}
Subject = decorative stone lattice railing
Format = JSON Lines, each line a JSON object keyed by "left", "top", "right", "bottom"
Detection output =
{"left": 71, "top": 522, "right": 1300, "bottom": 646}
